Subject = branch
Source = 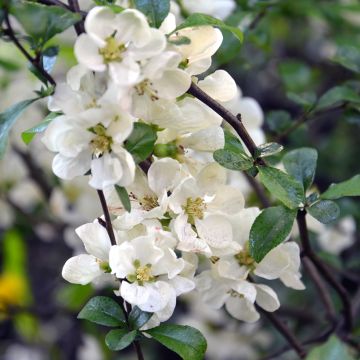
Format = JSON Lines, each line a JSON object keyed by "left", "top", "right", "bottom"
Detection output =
{"left": 68, "top": 0, "right": 85, "bottom": 35}
{"left": 297, "top": 210, "right": 353, "bottom": 331}
{"left": 3, "top": 11, "right": 56, "bottom": 87}
{"left": 96, "top": 190, "right": 116, "bottom": 246}
{"left": 244, "top": 172, "right": 271, "bottom": 208}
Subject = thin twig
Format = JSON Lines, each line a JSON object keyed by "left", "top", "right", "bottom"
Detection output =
{"left": 244, "top": 172, "right": 271, "bottom": 208}
{"left": 297, "top": 210, "right": 352, "bottom": 331}
{"left": 96, "top": 190, "right": 116, "bottom": 246}
{"left": 68, "top": 0, "right": 85, "bottom": 35}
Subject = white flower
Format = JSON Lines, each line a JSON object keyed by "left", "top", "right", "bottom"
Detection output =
{"left": 109, "top": 234, "right": 194, "bottom": 318}
{"left": 62, "top": 221, "right": 112, "bottom": 285}
{"left": 75, "top": 7, "right": 166, "bottom": 85}
{"left": 181, "top": 0, "right": 236, "bottom": 20}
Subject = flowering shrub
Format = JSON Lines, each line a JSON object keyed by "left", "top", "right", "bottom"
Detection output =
{"left": 1, "top": 0, "right": 360, "bottom": 359}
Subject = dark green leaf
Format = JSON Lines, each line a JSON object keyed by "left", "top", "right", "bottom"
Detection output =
{"left": 286, "top": 91, "right": 316, "bottom": 108}
{"left": 115, "top": 185, "right": 131, "bottom": 213}
{"left": 0, "top": 98, "right": 38, "bottom": 158}
{"left": 129, "top": 306, "right": 152, "bottom": 330}
{"left": 105, "top": 329, "right": 137, "bottom": 351}
{"left": 306, "top": 335, "right": 354, "bottom": 360}
{"left": 11, "top": 2, "right": 81, "bottom": 47}
{"left": 223, "top": 129, "right": 245, "bottom": 153}
{"left": 249, "top": 206, "right": 297, "bottom": 262}
{"left": 283, "top": 147, "right": 318, "bottom": 190}
{"left": 125, "top": 122, "right": 157, "bottom": 163}
{"left": 266, "top": 110, "right": 292, "bottom": 135}
{"left": 134, "top": 0, "right": 170, "bottom": 28}
{"left": 258, "top": 166, "right": 305, "bottom": 209}
{"left": 321, "top": 174, "right": 360, "bottom": 200}
{"left": 257, "top": 142, "right": 284, "bottom": 157}
{"left": 145, "top": 324, "right": 207, "bottom": 360}
{"left": 279, "top": 60, "right": 311, "bottom": 92}
{"left": 213, "top": 149, "right": 253, "bottom": 171}
{"left": 78, "top": 296, "right": 126, "bottom": 327}
{"left": 332, "top": 46, "right": 360, "bottom": 74}
{"left": 21, "top": 112, "right": 59, "bottom": 145}
{"left": 307, "top": 200, "right": 340, "bottom": 224}
{"left": 173, "top": 13, "right": 243, "bottom": 42}
{"left": 315, "top": 85, "right": 360, "bottom": 111}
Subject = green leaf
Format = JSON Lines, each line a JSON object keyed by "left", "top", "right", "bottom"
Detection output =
{"left": 306, "top": 335, "right": 354, "bottom": 360}
{"left": 0, "top": 98, "right": 38, "bottom": 158}
{"left": 21, "top": 112, "right": 59, "bottom": 145}
{"left": 332, "top": 45, "right": 360, "bottom": 74}
{"left": 315, "top": 85, "right": 360, "bottom": 111}
{"left": 115, "top": 185, "right": 131, "bottom": 212}
{"left": 134, "top": 0, "right": 170, "bottom": 28}
{"left": 249, "top": 206, "right": 297, "bottom": 262}
{"left": 125, "top": 122, "right": 157, "bottom": 163}
{"left": 307, "top": 200, "right": 340, "bottom": 224}
{"left": 257, "top": 142, "right": 284, "bottom": 157}
{"left": 286, "top": 91, "right": 316, "bottom": 108}
{"left": 105, "top": 329, "right": 137, "bottom": 351}
{"left": 213, "top": 149, "right": 253, "bottom": 171}
{"left": 11, "top": 2, "right": 81, "bottom": 47}
{"left": 223, "top": 129, "right": 245, "bottom": 153}
{"left": 78, "top": 296, "right": 126, "bottom": 327}
{"left": 321, "top": 174, "right": 360, "bottom": 200}
{"left": 168, "top": 36, "right": 191, "bottom": 45}
{"left": 145, "top": 324, "right": 207, "bottom": 360}
{"left": 266, "top": 110, "right": 292, "bottom": 135}
{"left": 279, "top": 60, "right": 312, "bottom": 92}
{"left": 173, "top": 13, "right": 243, "bottom": 42}
{"left": 282, "top": 148, "right": 318, "bottom": 190}
{"left": 258, "top": 166, "right": 305, "bottom": 209}
{"left": 129, "top": 306, "right": 152, "bottom": 330}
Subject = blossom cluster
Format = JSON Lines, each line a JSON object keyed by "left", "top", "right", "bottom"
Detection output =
{"left": 41, "top": 4, "right": 306, "bottom": 327}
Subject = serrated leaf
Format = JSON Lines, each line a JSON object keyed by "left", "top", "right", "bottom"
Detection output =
{"left": 0, "top": 98, "right": 38, "bottom": 158}
{"left": 213, "top": 149, "right": 253, "bottom": 171}
{"left": 321, "top": 174, "right": 360, "bottom": 200}
{"left": 249, "top": 205, "right": 297, "bottom": 262}
{"left": 306, "top": 335, "right": 354, "bottom": 360}
{"left": 134, "top": 0, "right": 170, "bottom": 28}
{"left": 114, "top": 185, "right": 131, "bottom": 212}
{"left": 78, "top": 296, "right": 126, "bottom": 327}
{"left": 315, "top": 85, "right": 360, "bottom": 111}
{"left": 307, "top": 200, "right": 340, "bottom": 224}
{"left": 105, "top": 329, "right": 137, "bottom": 351}
{"left": 173, "top": 13, "right": 243, "bottom": 42}
{"left": 129, "top": 306, "right": 152, "bottom": 330}
{"left": 21, "top": 112, "right": 59, "bottom": 144}
{"left": 125, "top": 122, "right": 157, "bottom": 163}
{"left": 257, "top": 142, "right": 284, "bottom": 157}
{"left": 282, "top": 148, "right": 318, "bottom": 190}
{"left": 145, "top": 324, "right": 207, "bottom": 360}
{"left": 258, "top": 166, "right": 305, "bottom": 209}
{"left": 10, "top": 2, "right": 81, "bottom": 47}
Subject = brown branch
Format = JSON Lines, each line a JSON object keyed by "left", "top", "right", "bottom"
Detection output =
{"left": 96, "top": 190, "right": 116, "bottom": 246}
{"left": 68, "top": 0, "right": 85, "bottom": 35}
{"left": 297, "top": 210, "right": 352, "bottom": 331}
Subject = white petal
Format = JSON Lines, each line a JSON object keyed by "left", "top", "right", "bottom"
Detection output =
{"left": 85, "top": 6, "right": 116, "bottom": 43}
{"left": 121, "top": 281, "right": 150, "bottom": 307}
{"left": 109, "top": 242, "right": 136, "bottom": 278}
{"left": 181, "top": 126, "right": 224, "bottom": 152}
{"left": 52, "top": 152, "right": 91, "bottom": 180}
{"left": 255, "top": 284, "right": 280, "bottom": 312}
{"left": 109, "top": 59, "right": 141, "bottom": 86}
{"left": 131, "top": 28, "right": 166, "bottom": 59}
{"left": 209, "top": 185, "right": 245, "bottom": 215}
{"left": 62, "top": 254, "right": 102, "bottom": 285}
{"left": 152, "top": 69, "right": 191, "bottom": 99}
{"left": 168, "top": 276, "right": 195, "bottom": 296}
{"left": 75, "top": 222, "right": 111, "bottom": 261}
{"left": 225, "top": 296, "right": 260, "bottom": 322}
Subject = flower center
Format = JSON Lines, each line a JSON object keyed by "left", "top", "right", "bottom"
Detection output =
{"left": 140, "top": 195, "right": 159, "bottom": 211}
{"left": 89, "top": 124, "right": 112, "bottom": 157}
{"left": 134, "top": 79, "right": 159, "bottom": 101}
{"left": 234, "top": 243, "right": 255, "bottom": 268}
{"left": 184, "top": 197, "right": 206, "bottom": 224}
{"left": 127, "top": 260, "right": 155, "bottom": 286}
{"left": 99, "top": 36, "right": 126, "bottom": 63}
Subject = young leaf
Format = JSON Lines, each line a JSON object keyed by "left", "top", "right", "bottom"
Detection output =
{"left": 134, "top": 0, "right": 170, "bottom": 28}
{"left": 125, "top": 122, "right": 157, "bottom": 163}
{"left": 257, "top": 142, "right": 284, "bottom": 157}
{"left": 223, "top": 129, "right": 245, "bottom": 153}
{"left": 249, "top": 206, "right": 297, "bottom": 262}
{"left": 213, "top": 149, "right": 253, "bottom": 171}
{"left": 105, "top": 329, "right": 137, "bottom": 351}
{"left": 173, "top": 13, "right": 243, "bottom": 43}
{"left": 307, "top": 200, "right": 340, "bottom": 224}
{"left": 282, "top": 148, "right": 318, "bottom": 190}
{"left": 258, "top": 166, "right": 305, "bottom": 209}
{"left": 315, "top": 85, "right": 360, "bottom": 111}
{"left": 306, "top": 335, "right": 354, "bottom": 360}
{"left": 0, "top": 98, "right": 38, "bottom": 158}
{"left": 10, "top": 2, "right": 81, "bottom": 47}
{"left": 21, "top": 112, "right": 59, "bottom": 145}
{"left": 321, "top": 174, "right": 360, "bottom": 200}
{"left": 115, "top": 185, "right": 131, "bottom": 212}
{"left": 129, "top": 306, "right": 153, "bottom": 330}
{"left": 145, "top": 324, "right": 207, "bottom": 360}
{"left": 78, "top": 296, "right": 126, "bottom": 327}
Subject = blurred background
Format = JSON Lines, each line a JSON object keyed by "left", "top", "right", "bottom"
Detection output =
{"left": 0, "top": 0, "right": 359, "bottom": 359}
